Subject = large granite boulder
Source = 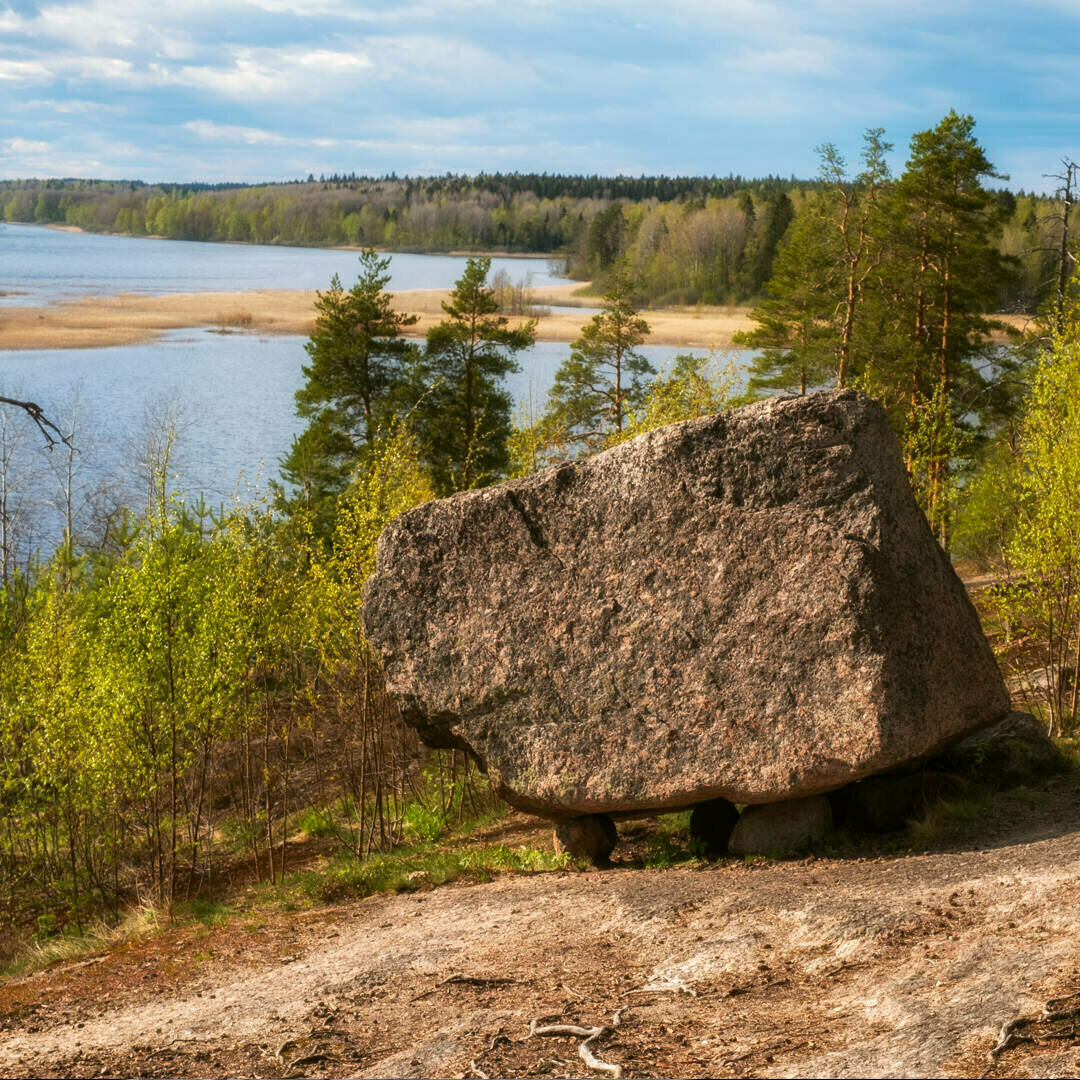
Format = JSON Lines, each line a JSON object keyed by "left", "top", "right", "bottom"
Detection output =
{"left": 363, "top": 389, "right": 1011, "bottom": 818}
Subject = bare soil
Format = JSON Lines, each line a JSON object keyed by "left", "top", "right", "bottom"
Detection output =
{"left": 1, "top": 771, "right": 1078, "bottom": 1080}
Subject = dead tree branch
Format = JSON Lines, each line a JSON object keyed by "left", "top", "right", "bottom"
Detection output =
{"left": 983, "top": 993, "right": 1080, "bottom": 1076}
{"left": 0, "top": 396, "right": 72, "bottom": 449}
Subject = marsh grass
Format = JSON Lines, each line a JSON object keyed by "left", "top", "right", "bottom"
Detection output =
{"left": 215, "top": 308, "right": 254, "bottom": 327}
{"left": 0, "top": 286, "right": 754, "bottom": 350}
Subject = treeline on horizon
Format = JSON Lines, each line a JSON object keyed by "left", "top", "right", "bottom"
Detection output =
{"left": 0, "top": 166, "right": 1062, "bottom": 311}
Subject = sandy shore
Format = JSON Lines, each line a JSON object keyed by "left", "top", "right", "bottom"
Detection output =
{"left": 0, "top": 283, "right": 1028, "bottom": 353}
{"left": 0, "top": 285, "right": 756, "bottom": 351}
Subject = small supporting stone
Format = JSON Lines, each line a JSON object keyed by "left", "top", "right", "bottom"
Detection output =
{"left": 689, "top": 797, "right": 739, "bottom": 857}
{"left": 553, "top": 814, "right": 618, "bottom": 865}
{"left": 728, "top": 795, "right": 832, "bottom": 857}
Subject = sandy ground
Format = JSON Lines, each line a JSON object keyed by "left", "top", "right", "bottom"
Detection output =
{"left": 0, "top": 288, "right": 1031, "bottom": 355}
{"left": 1, "top": 774, "right": 1078, "bottom": 1080}
{"left": 0, "top": 287, "right": 755, "bottom": 352}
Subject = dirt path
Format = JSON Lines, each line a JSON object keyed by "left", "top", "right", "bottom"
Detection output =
{"left": 1, "top": 779, "right": 1079, "bottom": 1079}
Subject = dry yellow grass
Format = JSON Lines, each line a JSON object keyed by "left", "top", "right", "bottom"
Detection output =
{"left": 0, "top": 284, "right": 757, "bottom": 351}
{"left": 0, "top": 286, "right": 1024, "bottom": 353}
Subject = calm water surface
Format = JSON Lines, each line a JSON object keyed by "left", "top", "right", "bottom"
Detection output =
{"left": 0, "top": 332, "right": 746, "bottom": 502}
{"left": 0, "top": 226, "right": 752, "bottom": 549}
{"left": 0, "top": 222, "right": 566, "bottom": 305}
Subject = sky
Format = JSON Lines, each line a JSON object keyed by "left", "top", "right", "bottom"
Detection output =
{"left": 1, "top": 0, "right": 1079, "bottom": 189}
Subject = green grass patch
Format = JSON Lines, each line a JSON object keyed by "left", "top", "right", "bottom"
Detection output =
{"left": 279, "top": 841, "right": 570, "bottom": 906}
{"left": 173, "top": 897, "right": 231, "bottom": 928}
{"left": 640, "top": 811, "right": 707, "bottom": 867}
{"left": 1055, "top": 735, "right": 1080, "bottom": 767}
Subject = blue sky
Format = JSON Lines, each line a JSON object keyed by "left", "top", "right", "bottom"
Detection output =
{"left": 1, "top": 0, "right": 1078, "bottom": 189}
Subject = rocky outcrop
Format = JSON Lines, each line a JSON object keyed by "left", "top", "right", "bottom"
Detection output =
{"left": 363, "top": 389, "right": 1011, "bottom": 818}
{"left": 935, "top": 710, "right": 1062, "bottom": 786}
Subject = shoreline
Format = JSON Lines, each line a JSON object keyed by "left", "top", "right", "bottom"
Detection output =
{"left": 0, "top": 287, "right": 758, "bottom": 351}
{"left": 4, "top": 220, "right": 564, "bottom": 260}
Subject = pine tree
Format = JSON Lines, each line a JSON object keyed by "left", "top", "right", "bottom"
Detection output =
{"left": 279, "top": 250, "right": 418, "bottom": 524}
{"left": 739, "top": 191, "right": 795, "bottom": 297}
{"left": 862, "top": 111, "right": 1018, "bottom": 546}
{"left": 417, "top": 257, "right": 536, "bottom": 494}
{"left": 543, "top": 260, "right": 654, "bottom": 453}
{"left": 734, "top": 200, "right": 838, "bottom": 395}
{"left": 816, "top": 129, "right": 893, "bottom": 387}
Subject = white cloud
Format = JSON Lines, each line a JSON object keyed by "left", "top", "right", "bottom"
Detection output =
{"left": 293, "top": 49, "right": 372, "bottom": 72}
{"left": 0, "top": 9, "right": 28, "bottom": 32}
{"left": 184, "top": 119, "right": 296, "bottom": 145}
{"left": 15, "top": 97, "right": 114, "bottom": 114}
{"left": 4, "top": 137, "right": 50, "bottom": 153}
{"left": 78, "top": 56, "right": 134, "bottom": 80}
{"left": 0, "top": 58, "right": 53, "bottom": 83}
{"left": 172, "top": 45, "right": 374, "bottom": 99}
{"left": 184, "top": 119, "right": 341, "bottom": 149}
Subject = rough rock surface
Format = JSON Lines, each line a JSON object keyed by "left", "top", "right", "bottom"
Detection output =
{"left": 363, "top": 389, "right": 1011, "bottom": 817}
{"left": 728, "top": 795, "right": 833, "bottom": 856}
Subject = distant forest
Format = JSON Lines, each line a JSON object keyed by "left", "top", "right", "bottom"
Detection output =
{"left": 0, "top": 172, "right": 1063, "bottom": 310}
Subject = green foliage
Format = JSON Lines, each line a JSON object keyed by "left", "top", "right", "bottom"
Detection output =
{"left": 416, "top": 256, "right": 536, "bottom": 494}
{"left": 0, "top": 413, "right": 436, "bottom": 940}
{"left": 331, "top": 422, "right": 434, "bottom": 587}
{"left": 952, "top": 440, "right": 1023, "bottom": 567}
{"left": 983, "top": 316, "right": 1080, "bottom": 734}
{"left": 734, "top": 199, "right": 839, "bottom": 395}
{"left": 605, "top": 351, "right": 738, "bottom": 447}
{"left": 737, "top": 113, "right": 1020, "bottom": 550}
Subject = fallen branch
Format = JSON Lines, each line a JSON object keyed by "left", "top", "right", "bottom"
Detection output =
{"left": 983, "top": 993, "right": 1080, "bottom": 1076}
{"left": 629, "top": 978, "right": 698, "bottom": 998}
{"left": 528, "top": 1007, "right": 626, "bottom": 1078}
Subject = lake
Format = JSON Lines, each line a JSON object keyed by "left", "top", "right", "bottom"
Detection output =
{"left": 0, "top": 226, "right": 752, "bottom": 552}
{"left": 0, "top": 222, "right": 567, "bottom": 305}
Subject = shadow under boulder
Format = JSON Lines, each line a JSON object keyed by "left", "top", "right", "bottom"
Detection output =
{"left": 553, "top": 814, "right": 618, "bottom": 865}
{"left": 934, "top": 710, "right": 1064, "bottom": 787}
{"left": 689, "top": 797, "right": 740, "bottom": 856}
{"left": 830, "top": 770, "right": 962, "bottom": 834}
